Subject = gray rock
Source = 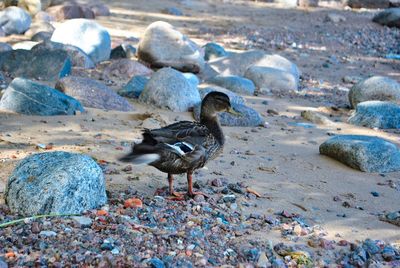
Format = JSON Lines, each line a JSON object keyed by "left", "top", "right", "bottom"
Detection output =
{"left": 349, "top": 76, "right": 400, "bottom": 108}
{"left": 39, "top": 230, "right": 57, "bottom": 237}
{"left": 194, "top": 87, "right": 264, "bottom": 127}
{"left": 139, "top": 67, "right": 201, "bottom": 112}
{"left": 118, "top": 75, "right": 149, "bottom": 98}
{"left": 34, "top": 11, "right": 55, "bottom": 22}
{"left": 207, "top": 75, "right": 255, "bottom": 95}
{"left": 0, "top": 78, "right": 84, "bottom": 115}
{"left": 89, "top": 3, "right": 111, "bottom": 16}
{"left": 5, "top": 151, "right": 107, "bottom": 216}
{"left": 325, "top": 13, "right": 346, "bottom": 23}
{"left": 31, "top": 31, "right": 52, "bottom": 42}
{"left": 391, "top": 0, "right": 400, "bottom": 7}
{"left": 0, "top": 42, "right": 12, "bottom": 52}
{"left": 210, "top": 50, "right": 300, "bottom": 80}
{"left": 0, "top": 49, "right": 71, "bottom": 80}
{"left": 348, "top": 101, "right": 400, "bottom": 129}
{"left": 0, "top": 7, "right": 32, "bottom": 35}
{"left": 102, "top": 59, "right": 153, "bottom": 82}
{"left": 301, "top": 110, "right": 333, "bottom": 125}
{"left": 51, "top": 19, "right": 111, "bottom": 64}
{"left": 24, "top": 21, "right": 54, "bottom": 38}
{"left": 373, "top": 8, "right": 400, "bottom": 28}
{"left": 182, "top": 72, "right": 199, "bottom": 89}
{"left": 347, "top": 0, "right": 390, "bottom": 8}
{"left": 244, "top": 66, "right": 299, "bottom": 93}
{"left": 320, "top": 135, "right": 400, "bottom": 172}
{"left": 137, "top": 21, "right": 205, "bottom": 73}
{"left": 72, "top": 216, "right": 93, "bottom": 228}
{"left": 55, "top": 76, "right": 134, "bottom": 112}
{"left": 32, "top": 41, "right": 95, "bottom": 69}
{"left": 203, "top": 42, "right": 227, "bottom": 61}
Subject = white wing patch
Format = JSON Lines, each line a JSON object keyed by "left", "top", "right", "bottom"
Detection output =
{"left": 165, "top": 142, "right": 195, "bottom": 156}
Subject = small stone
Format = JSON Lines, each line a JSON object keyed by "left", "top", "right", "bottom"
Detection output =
{"left": 39, "top": 230, "right": 57, "bottom": 237}
{"left": 222, "top": 194, "right": 236, "bottom": 203}
{"left": 256, "top": 251, "right": 270, "bottom": 268}
{"left": 267, "top": 109, "right": 279, "bottom": 115}
{"left": 72, "top": 216, "right": 93, "bottom": 228}
{"left": 203, "top": 42, "right": 227, "bottom": 61}
{"left": 31, "top": 221, "right": 40, "bottom": 233}
{"left": 149, "top": 257, "right": 165, "bottom": 268}
{"left": 211, "top": 178, "right": 223, "bottom": 187}
{"left": 161, "top": 7, "right": 183, "bottom": 16}
{"left": 193, "top": 195, "right": 205, "bottom": 202}
{"left": 371, "top": 191, "right": 380, "bottom": 197}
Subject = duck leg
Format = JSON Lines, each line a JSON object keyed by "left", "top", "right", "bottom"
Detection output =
{"left": 186, "top": 171, "right": 208, "bottom": 197}
{"left": 168, "top": 173, "right": 183, "bottom": 198}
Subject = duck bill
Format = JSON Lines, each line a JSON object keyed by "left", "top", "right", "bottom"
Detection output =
{"left": 227, "top": 107, "right": 242, "bottom": 116}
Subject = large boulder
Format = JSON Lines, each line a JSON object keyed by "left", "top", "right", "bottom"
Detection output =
{"left": 348, "top": 76, "right": 400, "bottom": 108}
{"left": 0, "top": 7, "right": 32, "bottom": 35}
{"left": 373, "top": 8, "right": 400, "bottom": 28}
{"left": 137, "top": 21, "right": 205, "bottom": 73}
{"left": 348, "top": 101, "right": 400, "bottom": 129}
{"left": 32, "top": 40, "right": 95, "bottom": 69}
{"left": 55, "top": 76, "right": 134, "bottom": 112}
{"left": 244, "top": 66, "right": 299, "bottom": 93}
{"left": 207, "top": 75, "right": 256, "bottom": 95}
{"left": 139, "top": 67, "right": 201, "bottom": 112}
{"left": 0, "top": 77, "right": 84, "bottom": 115}
{"left": 0, "top": 49, "right": 71, "bottom": 80}
{"left": 193, "top": 86, "right": 264, "bottom": 127}
{"left": 320, "top": 135, "right": 400, "bottom": 173}
{"left": 51, "top": 19, "right": 111, "bottom": 64}
{"left": 5, "top": 151, "right": 107, "bottom": 216}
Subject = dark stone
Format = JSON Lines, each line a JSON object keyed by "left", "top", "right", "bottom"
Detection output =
{"left": 47, "top": 4, "right": 95, "bottom": 21}
{"left": 348, "top": 101, "right": 400, "bottom": 129}
{"left": 5, "top": 151, "right": 106, "bottom": 216}
{"left": 203, "top": 42, "right": 227, "bottom": 61}
{"left": 320, "top": 135, "right": 400, "bottom": 172}
{"left": 110, "top": 44, "right": 137, "bottom": 59}
{"left": 0, "top": 77, "right": 84, "bottom": 115}
{"left": 31, "top": 31, "right": 52, "bottom": 42}
{"left": 373, "top": 8, "right": 400, "bottom": 28}
{"left": 161, "top": 7, "right": 183, "bottom": 16}
{"left": 0, "top": 49, "right": 71, "bottom": 80}
{"left": 118, "top": 75, "right": 149, "bottom": 98}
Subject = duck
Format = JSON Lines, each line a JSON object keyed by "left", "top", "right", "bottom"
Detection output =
{"left": 119, "top": 91, "right": 239, "bottom": 197}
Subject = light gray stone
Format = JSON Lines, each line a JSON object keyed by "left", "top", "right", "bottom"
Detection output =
{"left": 348, "top": 101, "right": 400, "bottom": 129}
{"left": 5, "top": 151, "right": 107, "bottom": 216}
{"left": 0, "top": 7, "right": 32, "bottom": 35}
{"left": 207, "top": 75, "right": 255, "bottom": 95}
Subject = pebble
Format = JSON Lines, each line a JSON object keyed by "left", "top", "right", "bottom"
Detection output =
{"left": 72, "top": 216, "right": 93, "bottom": 228}
{"left": 39, "top": 230, "right": 57, "bottom": 237}
{"left": 371, "top": 191, "right": 380, "bottom": 197}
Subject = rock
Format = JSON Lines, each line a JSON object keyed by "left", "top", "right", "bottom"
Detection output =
{"left": 210, "top": 50, "right": 300, "bottom": 80}
{"left": 319, "top": 135, "right": 400, "bottom": 172}
{"left": 89, "top": 3, "right": 110, "bottom": 16}
{"left": 72, "top": 216, "right": 93, "bottom": 228}
{"left": 325, "top": 13, "right": 346, "bottom": 23}
{"left": 51, "top": 19, "right": 111, "bottom": 64}
{"left": 12, "top": 41, "right": 38, "bottom": 50}
{"left": 391, "top": 0, "right": 400, "bottom": 7}
{"left": 31, "top": 31, "right": 52, "bottom": 42}
{"left": 5, "top": 151, "right": 106, "bottom": 216}
{"left": 298, "top": 0, "right": 319, "bottom": 7}
{"left": 0, "top": 7, "right": 32, "bottom": 35}
{"left": 245, "top": 66, "right": 299, "bottom": 93}
{"left": 0, "top": 49, "right": 71, "bottom": 80}
{"left": 102, "top": 59, "right": 153, "bottom": 82}
{"left": 0, "top": 77, "right": 84, "bottom": 115}
{"left": 256, "top": 252, "right": 270, "bottom": 268}
{"left": 372, "top": 8, "right": 400, "bottom": 28}
{"left": 0, "top": 43, "right": 12, "bottom": 52}
{"left": 348, "top": 76, "right": 400, "bottom": 108}
{"left": 55, "top": 76, "right": 134, "bottom": 111}
{"left": 348, "top": 101, "right": 400, "bottom": 129}
{"left": 110, "top": 44, "right": 137, "bottom": 59}
{"left": 161, "top": 7, "right": 183, "bottom": 16}
{"left": 193, "top": 87, "right": 264, "bottom": 127}
{"left": 139, "top": 67, "right": 200, "bottom": 112}
{"left": 32, "top": 40, "right": 95, "bottom": 69}
{"left": 149, "top": 257, "right": 165, "bottom": 268}
{"left": 0, "top": 29, "right": 5, "bottom": 37}
{"left": 39, "top": 230, "right": 57, "bottom": 237}
{"left": 347, "top": 0, "right": 390, "bottom": 9}
{"left": 301, "top": 110, "right": 333, "bottom": 125}
{"left": 207, "top": 75, "right": 256, "bottom": 95}
{"left": 137, "top": 21, "right": 205, "bottom": 73}
{"left": 18, "top": 0, "right": 52, "bottom": 15}
{"left": 118, "top": 75, "right": 149, "bottom": 98}
{"left": 34, "top": 11, "right": 54, "bottom": 22}
{"left": 203, "top": 42, "right": 227, "bottom": 61}
{"left": 24, "top": 21, "right": 54, "bottom": 38}
{"left": 47, "top": 4, "right": 95, "bottom": 21}
{"left": 182, "top": 73, "right": 200, "bottom": 89}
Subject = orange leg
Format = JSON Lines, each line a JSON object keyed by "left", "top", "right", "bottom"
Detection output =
{"left": 187, "top": 172, "right": 207, "bottom": 197}
{"left": 168, "top": 173, "right": 183, "bottom": 198}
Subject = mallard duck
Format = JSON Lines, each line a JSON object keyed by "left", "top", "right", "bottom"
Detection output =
{"left": 119, "top": 92, "right": 238, "bottom": 197}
